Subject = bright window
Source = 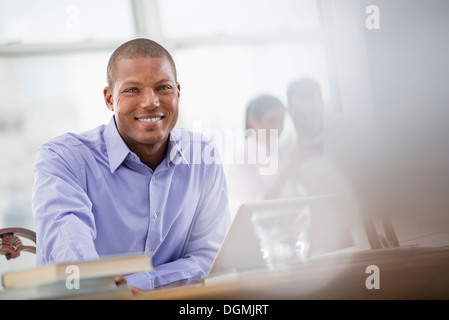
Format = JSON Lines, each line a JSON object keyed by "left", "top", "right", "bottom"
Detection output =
{"left": 0, "top": 0, "right": 135, "bottom": 44}
{"left": 159, "top": 0, "right": 320, "bottom": 39}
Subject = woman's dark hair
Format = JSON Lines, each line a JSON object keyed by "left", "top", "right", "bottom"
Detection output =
{"left": 245, "top": 94, "right": 284, "bottom": 130}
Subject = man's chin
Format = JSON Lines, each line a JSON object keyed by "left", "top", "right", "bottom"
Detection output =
{"left": 138, "top": 132, "right": 170, "bottom": 146}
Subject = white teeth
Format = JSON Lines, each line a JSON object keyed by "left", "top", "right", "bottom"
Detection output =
{"left": 137, "top": 117, "right": 162, "bottom": 122}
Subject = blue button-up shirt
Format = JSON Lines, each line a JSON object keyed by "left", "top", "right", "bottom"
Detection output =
{"left": 32, "top": 117, "right": 230, "bottom": 290}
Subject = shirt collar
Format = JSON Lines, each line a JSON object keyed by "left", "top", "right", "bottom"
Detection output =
{"left": 165, "top": 129, "right": 190, "bottom": 168}
{"left": 104, "top": 116, "right": 190, "bottom": 173}
{"left": 104, "top": 116, "right": 131, "bottom": 173}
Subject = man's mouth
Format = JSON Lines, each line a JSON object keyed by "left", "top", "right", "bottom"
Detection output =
{"left": 136, "top": 116, "right": 164, "bottom": 122}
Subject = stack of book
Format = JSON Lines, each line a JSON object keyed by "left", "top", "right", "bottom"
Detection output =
{"left": 0, "top": 253, "right": 152, "bottom": 300}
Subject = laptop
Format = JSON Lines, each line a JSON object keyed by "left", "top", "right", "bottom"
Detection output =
{"left": 208, "top": 194, "right": 356, "bottom": 275}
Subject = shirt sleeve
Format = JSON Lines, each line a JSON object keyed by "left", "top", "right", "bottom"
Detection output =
{"left": 125, "top": 143, "right": 231, "bottom": 291}
{"left": 32, "top": 143, "right": 99, "bottom": 265}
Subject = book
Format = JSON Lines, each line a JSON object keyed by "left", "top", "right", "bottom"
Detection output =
{"left": 0, "top": 276, "right": 132, "bottom": 300}
{"left": 1, "top": 252, "right": 152, "bottom": 289}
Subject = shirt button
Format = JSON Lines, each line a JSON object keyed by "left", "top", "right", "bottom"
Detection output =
{"left": 153, "top": 212, "right": 157, "bottom": 219}
{"left": 130, "top": 155, "right": 135, "bottom": 160}
{"left": 151, "top": 176, "right": 155, "bottom": 181}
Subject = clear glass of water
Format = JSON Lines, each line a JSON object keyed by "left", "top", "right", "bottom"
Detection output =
{"left": 251, "top": 207, "right": 312, "bottom": 271}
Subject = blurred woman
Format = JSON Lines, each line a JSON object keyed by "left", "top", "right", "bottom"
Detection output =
{"left": 225, "top": 94, "right": 286, "bottom": 218}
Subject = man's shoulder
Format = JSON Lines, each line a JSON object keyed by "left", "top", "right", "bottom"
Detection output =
{"left": 40, "top": 124, "right": 107, "bottom": 154}
{"left": 171, "top": 127, "right": 223, "bottom": 165}
{"left": 171, "top": 127, "right": 215, "bottom": 147}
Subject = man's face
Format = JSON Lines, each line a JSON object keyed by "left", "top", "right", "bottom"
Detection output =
{"left": 104, "top": 56, "right": 180, "bottom": 152}
{"left": 289, "top": 94, "right": 324, "bottom": 139}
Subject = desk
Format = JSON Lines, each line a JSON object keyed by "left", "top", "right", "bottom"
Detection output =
{"left": 128, "top": 246, "right": 449, "bottom": 300}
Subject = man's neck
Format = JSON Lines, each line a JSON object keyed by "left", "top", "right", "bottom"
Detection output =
{"left": 133, "top": 140, "right": 168, "bottom": 171}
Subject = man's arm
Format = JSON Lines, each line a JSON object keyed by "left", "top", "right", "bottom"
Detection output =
{"left": 32, "top": 145, "right": 99, "bottom": 264}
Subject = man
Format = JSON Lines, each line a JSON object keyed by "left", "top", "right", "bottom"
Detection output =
{"left": 261, "top": 78, "right": 328, "bottom": 200}
{"left": 287, "top": 77, "right": 324, "bottom": 143}
{"left": 263, "top": 78, "right": 361, "bottom": 254}
{"left": 265, "top": 77, "right": 337, "bottom": 199}
{"left": 32, "top": 38, "right": 231, "bottom": 291}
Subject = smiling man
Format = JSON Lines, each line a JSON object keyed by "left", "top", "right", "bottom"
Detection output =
{"left": 32, "top": 38, "right": 231, "bottom": 291}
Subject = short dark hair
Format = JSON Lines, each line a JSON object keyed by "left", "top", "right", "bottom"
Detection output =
{"left": 106, "top": 38, "right": 177, "bottom": 88}
{"left": 287, "top": 77, "right": 322, "bottom": 105}
{"left": 245, "top": 94, "right": 284, "bottom": 130}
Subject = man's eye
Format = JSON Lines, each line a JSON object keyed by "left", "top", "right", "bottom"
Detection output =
{"left": 158, "top": 85, "right": 171, "bottom": 91}
{"left": 125, "top": 88, "right": 138, "bottom": 93}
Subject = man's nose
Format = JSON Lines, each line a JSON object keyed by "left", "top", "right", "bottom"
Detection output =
{"left": 142, "top": 89, "right": 160, "bottom": 108}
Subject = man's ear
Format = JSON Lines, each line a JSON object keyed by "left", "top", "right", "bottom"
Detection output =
{"left": 176, "top": 82, "right": 181, "bottom": 99}
{"left": 103, "top": 86, "right": 114, "bottom": 111}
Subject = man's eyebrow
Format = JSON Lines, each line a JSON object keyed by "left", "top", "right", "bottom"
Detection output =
{"left": 155, "top": 78, "right": 176, "bottom": 85}
{"left": 121, "top": 80, "right": 142, "bottom": 87}
{"left": 121, "top": 79, "right": 175, "bottom": 87}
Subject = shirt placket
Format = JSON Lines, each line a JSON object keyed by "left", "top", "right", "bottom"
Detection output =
{"left": 145, "top": 170, "right": 159, "bottom": 254}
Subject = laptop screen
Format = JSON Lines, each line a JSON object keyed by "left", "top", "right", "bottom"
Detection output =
{"left": 208, "top": 194, "right": 358, "bottom": 275}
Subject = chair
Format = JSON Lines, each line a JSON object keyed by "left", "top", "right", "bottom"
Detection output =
{"left": 0, "top": 227, "right": 36, "bottom": 260}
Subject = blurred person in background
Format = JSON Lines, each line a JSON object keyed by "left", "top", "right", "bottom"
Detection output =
{"left": 267, "top": 77, "right": 329, "bottom": 199}
{"left": 243, "top": 78, "right": 332, "bottom": 201}
{"left": 266, "top": 77, "right": 361, "bottom": 252}
{"left": 225, "top": 94, "right": 286, "bottom": 217}
{"left": 259, "top": 77, "right": 358, "bottom": 200}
